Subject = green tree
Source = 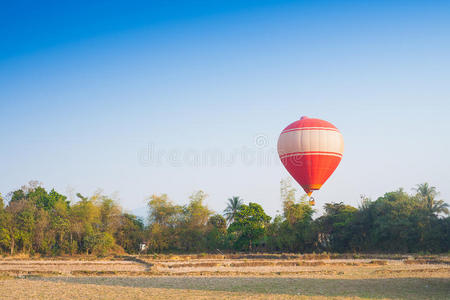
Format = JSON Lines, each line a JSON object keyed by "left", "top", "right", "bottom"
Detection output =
{"left": 208, "top": 214, "right": 227, "bottom": 234}
{"left": 25, "top": 186, "right": 48, "bottom": 209}
{"left": 177, "top": 191, "right": 213, "bottom": 251}
{"left": 84, "top": 232, "right": 115, "bottom": 256}
{"left": 365, "top": 189, "right": 424, "bottom": 252}
{"left": 5, "top": 199, "right": 36, "bottom": 254}
{"left": 316, "top": 202, "right": 357, "bottom": 252}
{"left": 184, "top": 191, "right": 212, "bottom": 227}
{"left": 97, "top": 195, "right": 122, "bottom": 234}
{"left": 1, "top": 180, "right": 449, "bottom": 255}
{"left": 283, "top": 201, "right": 315, "bottom": 252}
{"left": 0, "top": 193, "right": 11, "bottom": 253}
{"left": 70, "top": 193, "right": 101, "bottom": 253}
{"left": 47, "top": 189, "right": 69, "bottom": 210}
{"left": 50, "top": 198, "right": 70, "bottom": 254}
{"left": 147, "top": 194, "right": 182, "bottom": 227}
{"left": 115, "top": 213, "right": 145, "bottom": 253}
{"left": 265, "top": 215, "right": 284, "bottom": 252}
{"left": 33, "top": 208, "right": 51, "bottom": 255}
{"left": 147, "top": 223, "right": 169, "bottom": 252}
{"left": 229, "top": 202, "right": 271, "bottom": 251}
{"left": 346, "top": 195, "right": 373, "bottom": 252}
{"left": 268, "top": 179, "right": 316, "bottom": 252}
{"left": 147, "top": 194, "right": 182, "bottom": 252}
{"left": 206, "top": 214, "right": 227, "bottom": 251}
{"left": 414, "top": 183, "right": 449, "bottom": 215}
{"left": 9, "top": 189, "right": 26, "bottom": 203}
{"left": 224, "top": 196, "right": 243, "bottom": 224}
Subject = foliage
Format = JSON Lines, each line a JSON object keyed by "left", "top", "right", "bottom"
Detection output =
{"left": 0, "top": 180, "right": 448, "bottom": 255}
{"left": 114, "top": 213, "right": 144, "bottom": 253}
{"left": 414, "top": 183, "right": 449, "bottom": 215}
{"left": 146, "top": 194, "right": 182, "bottom": 252}
{"left": 316, "top": 202, "right": 358, "bottom": 252}
{"left": 228, "top": 202, "right": 271, "bottom": 251}
{"left": 224, "top": 196, "right": 243, "bottom": 224}
{"left": 84, "top": 232, "right": 115, "bottom": 255}
{"left": 206, "top": 214, "right": 228, "bottom": 250}
{"left": 177, "top": 191, "right": 213, "bottom": 251}
{"left": 0, "top": 182, "right": 142, "bottom": 256}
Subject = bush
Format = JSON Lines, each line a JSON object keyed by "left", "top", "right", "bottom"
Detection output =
{"left": 84, "top": 232, "right": 115, "bottom": 256}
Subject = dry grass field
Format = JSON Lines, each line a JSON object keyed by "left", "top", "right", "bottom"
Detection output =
{"left": 0, "top": 254, "right": 449, "bottom": 299}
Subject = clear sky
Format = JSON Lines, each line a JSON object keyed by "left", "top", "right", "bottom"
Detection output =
{"left": 1, "top": 0, "right": 449, "bottom": 217}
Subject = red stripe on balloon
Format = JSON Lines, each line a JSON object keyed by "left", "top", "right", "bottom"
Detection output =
{"left": 281, "top": 127, "right": 339, "bottom": 134}
{"left": 280, "top": 151, "right": 343, "bottom": 158}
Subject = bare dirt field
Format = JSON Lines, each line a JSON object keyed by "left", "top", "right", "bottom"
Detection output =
{"left": 0, "top": 254, "right": 449, "bottom": 299}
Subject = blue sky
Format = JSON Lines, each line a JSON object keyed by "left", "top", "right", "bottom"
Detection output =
{"left": 1, "top": 0, "right": 449, "bottom": 217}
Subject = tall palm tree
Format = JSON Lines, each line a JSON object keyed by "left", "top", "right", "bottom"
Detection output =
{"left": 414, "top": 183, "right": 449, "bottom": 215}
{"left": 224, "top": 196, "right": 243, "bottom": 224}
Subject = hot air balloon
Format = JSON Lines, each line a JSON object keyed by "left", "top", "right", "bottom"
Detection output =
{"left": 277, "top": 116, "right": 344, "bottom": 204}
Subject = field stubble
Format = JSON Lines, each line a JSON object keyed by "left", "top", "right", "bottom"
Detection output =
{"left": 0, "top": 254, "right": 448, "bottom": 299}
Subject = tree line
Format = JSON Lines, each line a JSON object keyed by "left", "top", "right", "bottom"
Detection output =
{"left": 0, "top": 180, "right": 448, "bottom": 256}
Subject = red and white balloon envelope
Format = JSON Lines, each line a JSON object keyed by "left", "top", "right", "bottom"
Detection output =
{"left": 277, "top": 116, "right": 344, "bottom": 200}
